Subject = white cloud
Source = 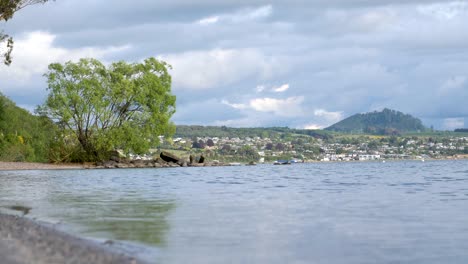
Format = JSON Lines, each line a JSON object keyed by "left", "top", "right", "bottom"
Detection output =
{"left": 443, "top": 117, "right": 464, "bottom": 130}
{"left": 161, "top": 48, "right": 281, "bottom": 90}
{"left": 222, "top": 96, "right": 305, "bottom": 117}
{"left": 249, "top": 96, "right": 304, "bottom": 117}
{"left": 418, "top": 1, "right": 468, "bottom": 20}
{"left": 324, "top": 8, "right": 397, "bottom": 33}
{"left": 0, "top": 31, "right": 130, "bottom": 88}
{"left": 439, "top": 75, "right": 466, "bottom": 94}
{"left": 221, "top": 100, "right": 248, "bottom": 110}
{"left": 256, "top": 85, "right": 266, "bottom": 93}
{"left": 314, "top": 109, "right": 344, "bottom": 123}
{"left": 242, "top": 5, "right": 273, "bottom": 21}
{"left": 273, "top": 83, "right": 289, "bottom": 93}
{"left": 198, "top": 16, "right": 220, "bottom": 25}
{"left": 196, "top": 5, "right": 273, "bottom": 25}
{"left": 303, "top": 124, "right": 323, "bottom": 130}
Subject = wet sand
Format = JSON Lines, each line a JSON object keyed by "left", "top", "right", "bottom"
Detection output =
{"left": 0, "top": 213, "right": 148, "bottom": 264}
{"left": 0, "top": 162, "right": 85, "bottom": 171}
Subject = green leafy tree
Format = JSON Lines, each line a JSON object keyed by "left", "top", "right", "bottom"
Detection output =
{"left": 236, "top": 145, "right": 260, "bottom": 161}
{"left": 1, "top": 0, "right": 51, "bottom": 65}
{"left": 38, "top": 58, "right": 176, "bottom": 161}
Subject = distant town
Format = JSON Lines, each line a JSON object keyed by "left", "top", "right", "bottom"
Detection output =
{"left": 158, "top": 132, "right": 468, "bottom": 163}
{"left": 152, "top": 109, "right": 468, "bottom": 163}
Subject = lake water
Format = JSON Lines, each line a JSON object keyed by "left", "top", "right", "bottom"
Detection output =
{"left": 1, "top": 160, "right": 468, "bottom": 263}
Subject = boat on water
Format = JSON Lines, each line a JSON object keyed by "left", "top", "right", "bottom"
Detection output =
{"left": 273, "top": 160, "right": 291, "bottom": 165}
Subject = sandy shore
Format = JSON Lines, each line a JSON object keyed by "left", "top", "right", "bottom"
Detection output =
{"left": 0, "top": 162, "right": 85, "bottom": 171}
{"left": 0, "top": 213, "right": 148, "bottom": 264}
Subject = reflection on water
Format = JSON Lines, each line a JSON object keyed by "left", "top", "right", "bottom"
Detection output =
{"left": 1, "top": 161, "right": 468, "bottom": 264}
{"left": 0, "top": 169, "right": 175, "bottom": 252}
{"left": 51, "top": 195, "right": 174, "bottom": 246}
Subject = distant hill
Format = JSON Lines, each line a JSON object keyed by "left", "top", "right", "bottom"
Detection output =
{"left": 325, "top": 108, "right": 426, "bottom": 135}
{"left": 175, "top": 125, "right": 332, "bottom": 140}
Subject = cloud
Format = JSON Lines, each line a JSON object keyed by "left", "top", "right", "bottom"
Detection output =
{"left": 3, "top": 0, "right": 468, "bottom": 129}
{"left": 0, "top": 31, "right": 129, "bottom": 89}
{"left": 314, "top": 109, "right": 344, "bottom": 122}
{"left": 222, "top": 96, "right": 305, "bottom": 117}
{"left": 221, "top": 100, "right": 248, "bottom": 110}
{"left": 418, "top": 1, "right": 468, "bottom": 20}
{"left": 254, "top": 83, "right": 290, "bottom": 93}
{"left": 160, "top": 48, "right": 281, "bottom": 90}
{"left": 272, "top": 83, "right": 290, "bottom": 93}
{"left": 249, "top": 96, "right": 304, "bottom": 117}
{"left": 198, "top": 16, "right": 220, "bottom": 25}
{"left": 303, "top": 124, "right": 323, "bottom": 130}
{"left": 172, "top": 98, "right": 243, "bottom": 125}
{"left": 256, "top": 85, "right": 266, "bottom": 92}
{"left": 443, "top": 117, "right": 465, "bottom": 130}
{"left": 438, "top": 75, "right": 466, "bottom": 95}
{"left": 196, "top": 5, "right": 273, "bottom": 25}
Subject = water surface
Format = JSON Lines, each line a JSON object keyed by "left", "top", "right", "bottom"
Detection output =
{"left": 1, "top": 160, "right": 468, "bottom": 263}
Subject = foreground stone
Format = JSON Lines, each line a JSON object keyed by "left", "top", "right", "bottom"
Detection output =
{"left": 0, "top": 213, "right": 147, "bottom": 264}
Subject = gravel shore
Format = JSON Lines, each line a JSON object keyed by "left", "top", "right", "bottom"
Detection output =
{"left": 0, "top": 162, "right": 85, "bottom": 171}
{"left": 0, "top": 214, "right": 148, "bottom": 264}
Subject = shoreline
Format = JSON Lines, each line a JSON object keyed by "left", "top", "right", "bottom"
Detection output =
{"left": 0, "top": 162, "right": 85, "bottom": 171}
{"left": 1, "top": 157, "right": 467, "bottom": 171}
{"left": 0, "top": 213, "right": 148, "bottom": 264}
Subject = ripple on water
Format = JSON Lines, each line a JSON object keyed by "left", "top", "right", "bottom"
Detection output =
{"left": 438, "top": 192, "right": 457, "bottom": 197}
{"left": 2, "top": 160, "right": 468, "bottom": 263}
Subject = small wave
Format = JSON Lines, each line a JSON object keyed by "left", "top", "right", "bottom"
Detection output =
{"left": 337, "top": 182, "right": 367, "bottom": 186}
{"left": 439, "top": 192, "right": 457, "bottom": 197}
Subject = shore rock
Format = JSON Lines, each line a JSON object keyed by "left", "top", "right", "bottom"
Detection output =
{"left": 94, "top": 151, "right": 231, "bottom": 170}
{"left": 198, "top": 155, "right": 205, "bottom": 164}
{"left": 160, "top": 151, "right": 182, "bottom": 163}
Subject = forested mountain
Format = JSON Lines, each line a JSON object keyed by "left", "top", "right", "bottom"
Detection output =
{"left": 325, "top": 108, "right": 426, "bottom": 134}
{"left": 0, "top": 93, "right": 55, "bottom": 162}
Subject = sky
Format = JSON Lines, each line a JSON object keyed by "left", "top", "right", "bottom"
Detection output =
{"left": 1, "top": 0, "right": 468, "bottom": 130}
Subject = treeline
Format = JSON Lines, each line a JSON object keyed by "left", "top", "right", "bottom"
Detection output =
{"left": 175, "top": 125, "right": 332, "bottom": 140}
{"left": 0, "top": 93, "right": 56, "bottom": 162}
{"left": 455, "top": 128, "right": 468, "bottom": 133}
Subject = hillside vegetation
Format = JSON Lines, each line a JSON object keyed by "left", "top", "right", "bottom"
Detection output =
{"left": 0, "top": 93, "right": 56, "bottom": 162}
{"left": 325, "top": 108, "right": 426, "bottom": 135}
{"left": 175, "top": 125, "right": 332, "bottom": 140}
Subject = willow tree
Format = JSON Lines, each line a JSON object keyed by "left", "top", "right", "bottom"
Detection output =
{"left": 39, "top": 58, "right": 176, "bottom": 161}
{"left": 1, "top": 0, "right": 51, "bottom": 65}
